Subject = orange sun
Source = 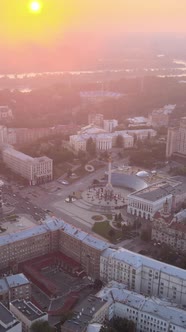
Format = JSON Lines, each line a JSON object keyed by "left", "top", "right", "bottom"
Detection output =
{"left": 29, "top": 1, "right": 42, "bottom": 14}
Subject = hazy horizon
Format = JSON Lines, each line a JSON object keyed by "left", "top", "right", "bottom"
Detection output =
{"left": 1, "top": 1, "right": 186, "bottom": 72}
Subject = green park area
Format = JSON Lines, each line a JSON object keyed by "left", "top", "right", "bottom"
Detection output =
{"left": 92, "top": 221, "right": 122, "bottom": 243}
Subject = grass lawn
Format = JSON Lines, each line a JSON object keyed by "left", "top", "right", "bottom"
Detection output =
{"left": 92, "top": 221, "right": 123, "bottom": 243}
{"left": 53, "top": 162, "right": 70, "bottom": 179}
{"left": 104, "top": 214, "right": 113, "bottom": 220}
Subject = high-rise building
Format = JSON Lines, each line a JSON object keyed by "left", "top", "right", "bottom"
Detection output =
{"left": 103, "top": 119, "right": 118, "bottom": 132}
{"left": 0, "top": 126, "right": 8, "bottom": 146}
{"left": 166, "top": 117, "right": 186, "bottom": 158}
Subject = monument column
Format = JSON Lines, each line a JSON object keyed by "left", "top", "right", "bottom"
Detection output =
{"left": 108, "top": 155, "right": 112, "bottom": 186}
{"left": 0, "top": 180, "right": 4, "bottom": 212}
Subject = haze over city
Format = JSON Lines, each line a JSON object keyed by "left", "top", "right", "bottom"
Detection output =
{"left": 1, "top": 0, "right": 186, "bottom": 72}
{"left": 0, "top": 1, "right": 186, "bottom": 332}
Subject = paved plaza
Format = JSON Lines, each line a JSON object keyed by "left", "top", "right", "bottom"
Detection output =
{"left": 82, "top": 186, "right": 129, "bottom": 209}
{"left": 0, "top": 214, "right": 37, "bottom": 236}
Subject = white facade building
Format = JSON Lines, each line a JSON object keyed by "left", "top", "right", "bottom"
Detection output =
{"left": 97, "top": 282, "right": 186, "bottom": 332}
{"left": 3, "top": 147, "right": 53, "bottom": 185}
{"left": 70, "top": 126, "right": 155, "bottom": 153}
{"left": 124, "top": 128, "right": 157, "bottom": 140}
{"left": 10, "top": 300, "right": 48, "bottom": 332}
{"left": 127, "top": 182, "right": 173, "bottom": 220}
{"left": 69, "top": 135, "right": 87, "bottom": 152}
{"left": 103, "top": 119, "right": 118, "bottom": 132}
{"left": 96, "top": 135, "right": 112, "bottom": 151}
{"left": 78, "top": 124, "right": 106, "bottom": 136}
{"left": 0, "top": 303, "right": 22, "bottom": 332}
{"left": 69, "top": 127, "right": 141, "bottom": 153}
{"left": 127, "top": 116, "right": 150, "bottom": 127}
{"left": 100, "top": 248, "right": 186, "bottom": 306}
{"left": 127, "top": 178, "right": 186, "bottom": 220}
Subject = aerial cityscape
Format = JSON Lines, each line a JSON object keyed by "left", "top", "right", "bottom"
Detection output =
{"left": 1, "top": 1, "right": 186, "bottom": 332}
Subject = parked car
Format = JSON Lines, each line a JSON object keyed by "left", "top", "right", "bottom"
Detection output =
{"left": 62, "top": 180, "right": 69, "bottom": 185}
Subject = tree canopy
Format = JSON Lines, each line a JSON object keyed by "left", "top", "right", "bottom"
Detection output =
{"left": 30, "top": 320, "right": 54, "bottom": 332}
{"left": 86, "top": 137, "right": 96, "bottom": 156}
{"left": 100, "top": 317, "right": 135, "bottom": 332}
{"left": 116, "top": 135, "right": 124, "bottom": 148}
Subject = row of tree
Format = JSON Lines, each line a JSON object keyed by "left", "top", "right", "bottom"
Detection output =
{"left": 129, "top": 141, "right": 166, "bottom": 168}
{"left": 100, "top": 316, "right": 135, "bottom": 332}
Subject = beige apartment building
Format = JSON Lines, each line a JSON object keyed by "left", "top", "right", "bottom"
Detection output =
{"left": 59, "top": 223, "right": 109, "bottom": 279}
{"left": 152, "top": 221, "right": 186, "bottom": 253}
{"left": 2, "top": 147, "right": 53, "bottom": 185}
{"left": 0, "top": 219, "right": 108, "bottom": 280}
{"left": 100, "top": 247, "right": 186, "bottom": 306}
{"left": 0, "top": 221, "right": 58, "bottom": 271}
{"left": 15, "top": 127, "right": 51, "bottom": 146}
{"left": 166, "top": 117, "right": 186, "bottom": 158}
{"left": 0, "top": 274, "right": 31, "bottom": 308}
{"left": 97, "top": 282, "right": 186, "bottom": 332}
{"left": 1, "top": 218, "right": 186, "bottom": 307}
{"left": 152, "top": 209, "right": 186, "bottom": 253}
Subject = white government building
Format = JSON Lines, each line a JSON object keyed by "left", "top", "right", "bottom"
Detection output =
{"left": 97, "top": 281, "right": 186, "bottom": 332}
{"left": 69, "top": 125, "right": 156, "bottom": 152}
{"left": 100, "top": 247, "right": 186, "bottom": 307}
{"left": 3, "top": 147, "right": 53, "bottom": 185}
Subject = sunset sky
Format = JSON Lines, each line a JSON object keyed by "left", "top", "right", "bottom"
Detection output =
{"left": 1, "top": 0, "right": 186, "bottom": 72}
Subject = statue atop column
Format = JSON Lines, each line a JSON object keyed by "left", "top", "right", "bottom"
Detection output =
{"left": 104, "top": 154, "right": 113, "bottom": 198}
